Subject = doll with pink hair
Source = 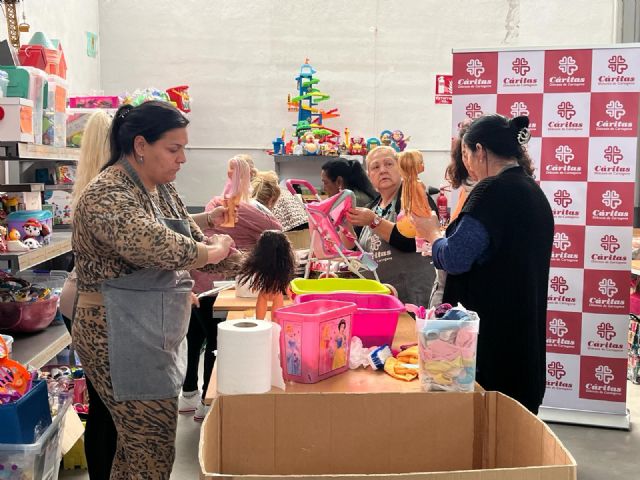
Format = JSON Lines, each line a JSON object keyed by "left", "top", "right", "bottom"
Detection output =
{"left": 220, "top": 155, "right": 252, "bottom": 227}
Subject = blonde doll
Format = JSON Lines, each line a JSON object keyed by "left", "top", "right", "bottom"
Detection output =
{"left": 397, "top": 149, "right": 432, "bottom": 238}
{"left": 220, "top": 155, "right": 252, "bottom": 227}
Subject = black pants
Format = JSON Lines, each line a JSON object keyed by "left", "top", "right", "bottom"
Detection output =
{"left": 63, "top": 315, "right": 117, "bottom": 480}
{"left": 182, "top": 296, "right": 225, "bottom": 399}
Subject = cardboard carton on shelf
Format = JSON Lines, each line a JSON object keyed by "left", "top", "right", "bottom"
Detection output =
{"left": 200, "top": 391, "right": 576, "bottom": 480}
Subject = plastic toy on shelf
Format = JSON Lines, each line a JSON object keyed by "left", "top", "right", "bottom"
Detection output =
{"left": 166, "top": 85, "right": 191, "bottom": 113}
{"left": 275, "top": 59, "right": 342, "bottom": 156}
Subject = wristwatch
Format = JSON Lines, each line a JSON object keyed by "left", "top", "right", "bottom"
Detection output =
{"left": 369, "top": 215, "right": 382, "bottom": 229}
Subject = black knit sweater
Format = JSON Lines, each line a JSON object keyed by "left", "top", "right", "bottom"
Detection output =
{"left": 442, "top": 166, "right": 554, "bottom": 413}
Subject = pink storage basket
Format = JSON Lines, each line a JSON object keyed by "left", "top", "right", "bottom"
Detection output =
{"left": 274, "top": 300, "right": 356, "bottom": 384}
{"left": 0, "top": 296, "right": 59, "bottom": 333}
{"left": 296, "top": 293, "right": 404, "bottom": 348}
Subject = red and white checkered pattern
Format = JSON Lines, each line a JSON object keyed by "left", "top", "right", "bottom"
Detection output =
{"left": 452, "top": 47, "right": 639, "bottom": 415}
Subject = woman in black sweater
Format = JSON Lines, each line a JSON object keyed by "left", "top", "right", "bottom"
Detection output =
{"left": 414, "top": 114, "right": 554, "bottom": 414}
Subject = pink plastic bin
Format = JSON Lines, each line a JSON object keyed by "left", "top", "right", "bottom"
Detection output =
{"left": 274, "top": 300, "right": 356, "bottom": 384}
{"left": 296, "top": 293, "right": 404, "bottom": 348}
{"left": 0, "top": 296, "right": 58, "bottom": 333}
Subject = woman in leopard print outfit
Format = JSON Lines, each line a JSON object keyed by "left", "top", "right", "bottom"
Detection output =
{"left": 72, "top": 101, "right": 240, "bottom": 479}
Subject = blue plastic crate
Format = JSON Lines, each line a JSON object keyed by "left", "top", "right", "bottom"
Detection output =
{"left": 0, "top": 380, "right": 52, "bottom": 444}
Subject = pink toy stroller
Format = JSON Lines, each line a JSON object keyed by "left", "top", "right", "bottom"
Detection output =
{"left": 286, "top": 179, "right": 379, "bottom": 280}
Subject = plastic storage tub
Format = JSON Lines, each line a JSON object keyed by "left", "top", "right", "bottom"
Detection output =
{"left": 0, "top": 399, "right": 69, "bottom": 480}
{"left": 0, "top": 296, "right": 59, "bottom": 333}
{"left": 0, "top": 70, "right": 9, "bottom": 97}
{"left": 0, "top": 380, "right": 52, "bottom": 444}
{"left": 274, "top": 300, "right": 356, "bottom": 384}
{"left": 296, "top": 292, "right": 404, "bottom": 347}
{"left": 289, "top": 278, "right": 390, "bottom": 297}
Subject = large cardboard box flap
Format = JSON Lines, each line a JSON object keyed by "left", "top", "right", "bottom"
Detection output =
{"left": 199, "top": 391, "right": 576, "bottom": 479}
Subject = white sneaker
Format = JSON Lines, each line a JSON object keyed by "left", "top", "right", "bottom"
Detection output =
{"left": 178, "top": 390, "right": 201, "bottom": 414}
{"left": 194, "top": 400, "right": 210, "bottom": 423}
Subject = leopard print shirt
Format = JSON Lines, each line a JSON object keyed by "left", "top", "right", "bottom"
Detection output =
{"left": 72, "top": 167, "right": 206, "bottom": 292}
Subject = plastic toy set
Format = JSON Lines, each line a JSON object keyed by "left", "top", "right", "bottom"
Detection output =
{"left": 270, "top": 60, "right": 410, "bottom": 156}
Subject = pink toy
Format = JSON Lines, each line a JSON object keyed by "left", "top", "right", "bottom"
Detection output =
{"left": 220, "top": 155, "right": 251, "bottom": 227}
{"left": 286, "top": 179, "right": 379, "bottom": 280}
{"left": 296, "top": 292, "right": 404, "bottom": 347}
{"left": 274, "top": 299, "right": 356, "bottom": 383}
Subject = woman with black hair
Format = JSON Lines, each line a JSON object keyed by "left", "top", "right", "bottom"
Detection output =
{"left": 413, "top": 114, "right": 553, "bottom": 414}
{"left": 72, "top": 101, "right": 242, "bottom": 478}
{"left": 321, "top": 158, "right": 377, "bottom": 206}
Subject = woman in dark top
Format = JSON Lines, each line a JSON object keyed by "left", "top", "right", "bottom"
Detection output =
{"left": 346, "top": 146, "right": 436, "bottom": 306}
{"left": 321, "top": 158, "right": 377, "bottom": 207}
{"left": 413, "top": 114, "right": 554, "bottom": 414}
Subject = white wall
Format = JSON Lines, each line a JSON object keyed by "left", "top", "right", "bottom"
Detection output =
{"left": 0, "top": 0, "right": 101, "bottom": 95}
{"left": 98, "top": 0, "right": 621, "bottom": 206}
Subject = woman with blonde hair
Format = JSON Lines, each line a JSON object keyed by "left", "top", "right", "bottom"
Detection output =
{"left": 70, "top": 110, "right": 112, "bottom": 211}
{"left": 61, "top": 109, "right": 118, "bottom": 480}
{"left": 251, "top": 170, "right": 281, "bottom": 211}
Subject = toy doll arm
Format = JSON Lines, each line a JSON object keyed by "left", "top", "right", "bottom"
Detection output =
{"left": 256, "top": 291, "right": 269, "bottom": 320}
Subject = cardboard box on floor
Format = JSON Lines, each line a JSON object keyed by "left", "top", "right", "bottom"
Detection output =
{"left": 199, "top": 391, "right": 576, "bottom": 479}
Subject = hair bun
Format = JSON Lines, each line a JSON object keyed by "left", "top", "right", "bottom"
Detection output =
{"left": 509, "top": 115, "right": 530, "bottom": 131}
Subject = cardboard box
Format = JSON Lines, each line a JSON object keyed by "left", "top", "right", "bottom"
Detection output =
{"left": 200, "top": 392, "right": 576, "bottom": 479}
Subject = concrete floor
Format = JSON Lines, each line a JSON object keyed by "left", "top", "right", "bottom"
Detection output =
{"left": 60, "top": 382, "right": 640, "bottom": 479}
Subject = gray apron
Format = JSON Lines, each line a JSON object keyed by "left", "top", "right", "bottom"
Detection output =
{"left": 102, "top": 160, "right": 194, "bottom": 401}
{"left": 359, "top": 197, "right": 435, "bottom": 307}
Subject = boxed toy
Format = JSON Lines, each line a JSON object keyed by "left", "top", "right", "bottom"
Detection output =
{"left": 200, "top": 392, "right": 577, "bottom": 479}
{"left": 69, "top": 95, "right": 119, "bottom": 109}
{"left": 44, "top": 190, "right": 72, "bottom": 225}
{"left": 0, "top": 97, "right": 34, "bottom": 143}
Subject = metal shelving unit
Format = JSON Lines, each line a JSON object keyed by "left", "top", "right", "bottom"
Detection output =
{"left": 1, "top": 142, "right": 76, "bottom": 368}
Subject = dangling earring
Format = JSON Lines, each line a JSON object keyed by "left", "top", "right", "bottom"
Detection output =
{"left": 137, "top": 156, "right": 144, "bottom": 164}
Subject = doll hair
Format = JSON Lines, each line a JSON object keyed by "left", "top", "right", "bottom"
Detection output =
{"left": 251, "top": 171, "right": 281, "bottom": 209}
{"left": 222, "top": 155, "right": 252, "bottom": 202}
{"left": 72, "top": 110, "right": 112, "bottom": 211}
{"left": 237, "top": 230, "right": 297, "bottom": 295}
{"left": 397, "top": 149, "right": 431, "bottom": 216}
{"left": 446, "top": 120, "right": 472, "bottom": 189}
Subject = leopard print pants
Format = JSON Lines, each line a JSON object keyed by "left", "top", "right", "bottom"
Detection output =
{"left": 73, "top": 294, "right": 178, "bottom": 480}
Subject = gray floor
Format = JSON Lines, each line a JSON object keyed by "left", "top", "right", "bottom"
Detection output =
{"left": 60, "top": 381, "right": 640, "bottom": 479}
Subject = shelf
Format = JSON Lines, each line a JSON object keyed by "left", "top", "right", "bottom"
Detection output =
{"left": 10, "top": 322, "right": 72, "bottom": 369}
{"left": 0, "top": 142, "right": 80, "bottom": 162}
{"left": 44, "top": 184, "right": 74, "bottom": 191}
{"left": 0, "top": 183, "right": 44, "bottom": 192}
{"left": 273, "top": 154, "right": 364, "bottom": 163}
{"left": 0, "top": 231, "right": 72, "bottom": 273}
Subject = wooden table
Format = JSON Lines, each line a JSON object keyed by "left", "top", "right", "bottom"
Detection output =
{"left": 213, "top": 288, "right": 293, "bottom": 312}
{"left": 205, "top": 312, "right": 427, "bottom": 405}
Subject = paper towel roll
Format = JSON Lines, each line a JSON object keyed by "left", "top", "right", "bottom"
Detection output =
{"left": 217, "top": 319, "right": 276, "bottom": 394}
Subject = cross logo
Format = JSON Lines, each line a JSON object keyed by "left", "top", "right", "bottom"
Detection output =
{"left": 554, "top": 145, "right": 574, "bottom": 165}
{"left": 603, "top": 145, "right": 624, "bottom": 164}
{"left": 598, "top": 278, "right": 618, "bottom": 298}
{"left": 553, "top": 189, "right": 572, "bottom": 208}
{"left": 597, "top": 322, "right": 616, "bottom": 341}
{"left": 553, "top": 232, "right": 572, "bottom": 252}
{"left": 608, "top": 55, "right": 628, "bottom": 74}
{"left": 549, "top": 318, "right": 569, "bottom": 337}
{"left": 512, "top": 57, "right": 531, "bottom": 76}
{"left": 370, "top": 234, "right": 382, "bottom": 252}
{"left": 605, "top": 100, "right": 626, "bottom": 120}
{"left": 466, "top": 59, "right": 485, "bottom": 78}
{"left": 550, "top": 275, "right": 569, "bottom": 294}
{"left": 601, "top": 190, "right": 622, "bottom": 209}
{"left": 509, "top": 101, "right": 529, "bottom": 117}
{"left": 548, "top": 361, "right": 567, "bottom": 380}
{"left": 557, "top": 101, "right": 577, "bottom": 120}
{"left": 595, "top": 365, "right": 614, "bottom": 385}
{"left": 558, "top": 56, "right": 579, "bottom": 75}
{"left": 600, "top": 234, "right": 620, "bottom": 254}
{"left": 465, "top": 102, "right": 483, "bottom": 119}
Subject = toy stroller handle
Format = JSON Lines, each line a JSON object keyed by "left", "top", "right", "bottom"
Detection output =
{"left": 286, "top": 179, "right": 319, "bottom": 198}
